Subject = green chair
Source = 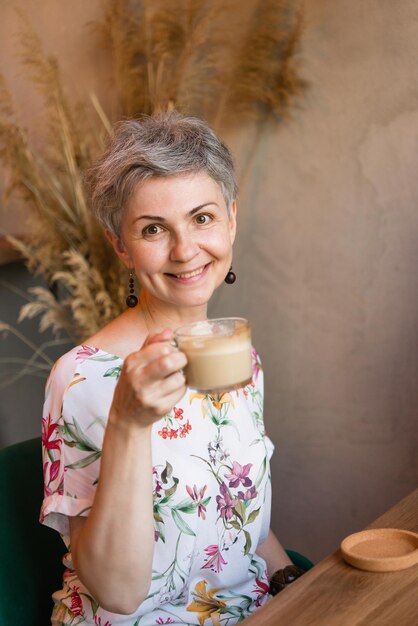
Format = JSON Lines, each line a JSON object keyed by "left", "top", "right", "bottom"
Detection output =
{"left": 0, "top": 437, "right": 313, "bottom": 625}
{"left": 286, "top": 548, "right": 313, "bottom": 572}
{"left": 0, "top": 437, "right": 65, "bottom": 625}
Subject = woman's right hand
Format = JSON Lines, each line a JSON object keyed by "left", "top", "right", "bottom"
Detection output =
{"left": 109, "top": 328, "right": 187, "bottom": 430}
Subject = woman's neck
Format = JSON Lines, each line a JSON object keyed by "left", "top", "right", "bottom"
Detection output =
{"left": 137, "top": 291, "right": 208, "bottom": 334}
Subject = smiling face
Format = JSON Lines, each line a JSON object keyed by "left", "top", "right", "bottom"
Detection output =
{"left": 108, "top": 172, "right": 237, "bottom": 318}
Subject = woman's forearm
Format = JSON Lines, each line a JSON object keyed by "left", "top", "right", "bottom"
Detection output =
{"left": 257, "top": 529, "right": 293, "bottom": 577}
{"left": 70, "top": 419, "right": 155, "bottom": 614}
{"left": 69, "top": 334, "right": 187, "bottom": 613}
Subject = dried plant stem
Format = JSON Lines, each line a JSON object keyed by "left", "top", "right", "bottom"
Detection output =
{"left": 0, "top": 323, "right": 54, "bottom": 363}
{"left": 0, "top": 337, "right": 70, "bottom": 388}
{"left": 89, "top": 92, "right": 113, "bottom": 138}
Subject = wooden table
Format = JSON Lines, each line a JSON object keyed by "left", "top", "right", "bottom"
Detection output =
{"left": 244, "top": 488, "right": 418, "bottom": 625}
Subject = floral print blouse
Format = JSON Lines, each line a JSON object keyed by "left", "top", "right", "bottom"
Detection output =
{"left": 40, "top": 344, "right": 274, "bottom": 625}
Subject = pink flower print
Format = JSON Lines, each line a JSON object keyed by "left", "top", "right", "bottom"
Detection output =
{"left": 94, "top": 617, "right": 112, "bottom": 626}
{"left": 153, "top": 467, "right": 162, "bottom": 494}
{"left": 158, "top": 412, "right": 192, "bottom": 440}
{"left": 158, "top": 426, "right": 170, "bottom": 439}
{"left": 42, "top": 462, "right": 63, "bottom": 499}
{"left": 251, "top": 348, "right": 261, "bottom": 380}
{"left": 179, "top": 419, "right": 192, "bottom": 437}
{"left": 202, "top": 544, "right": 228, "bottom": 573}
{"left": 225, "top": 461, "right": 253, "bottom": 488}
{"left": 42, "top": 484, "right": 53, "bottom": 500}
{"left": 186, "top": 484, "right": 208, "bottom": 519}
{"left": 173, "top": 407, "right": 184, "bottom": 420}
{"left": 216, "top": 483, "right": 238, "bottom": 521}
{"left": 238, "top": 485, "right": 257, "bottom": 502}
{"left": 43, "top": 460, "right": 49, "bottom": 481}
{"left": 41, "top": 413, "right": 62, "bottom": 451}
{"left": 49, "top": 459, "right": 61, "bottom": 483}
{"left": 76, "top": 345, "right": 99, "bottom": 361}
{"left": 69, "top": 587, "right": 83, "bottom": 616}
{"left": 156, "top": 618, "right": 175, "bottom": 624}
{"left": 253, "top": 576, "right": 270, "bottom": 606}
{"left": 158, "top": 426, "right": 181, "bottom": 439}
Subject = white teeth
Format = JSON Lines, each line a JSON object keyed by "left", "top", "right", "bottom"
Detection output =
{"left": 175, "top": 267, "right": 204, "bottom": 279}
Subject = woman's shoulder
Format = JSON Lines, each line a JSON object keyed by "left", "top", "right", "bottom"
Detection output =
{"left": 82, "top": 309, "right": 146, "bottom": 360}
{"left": 45, "top": 338, "right": 121, "bottom": 395}
{"left": 43, "top": 346, "right": 85, "bottom": 418}
{"left": 48, "top": 345, "right": 85, "bottom": 384}
{"left": 44, "top": 343, "right": 121, "bottom": 418}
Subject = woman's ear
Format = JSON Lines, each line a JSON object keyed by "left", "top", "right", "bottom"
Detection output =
{"left": 105, "top": 229, "right": 130, "bottom": 267}
{"left": 229, "top": 200, "right": 237, "bottom": 245}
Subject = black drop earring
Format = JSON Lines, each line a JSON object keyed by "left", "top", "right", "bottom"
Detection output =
{"left": 126, "top": 271, "right": 138, "bottom": 307}
{"left": 224, "top": 265, "right": 236, "bottom": 284}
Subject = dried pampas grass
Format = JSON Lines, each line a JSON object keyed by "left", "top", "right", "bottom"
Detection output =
{"left": 1, "top": 0, "right": 306, "bottom": 343}
{"left": 97, "top": 0, "right": 306, "bottom": 129}
{"left": 0, "top": 11, "right": 123, "bottom": 340}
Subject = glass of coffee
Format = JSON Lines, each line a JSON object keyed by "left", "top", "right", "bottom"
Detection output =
{"left": 174, "top": 317, "right": 252, "bottom": 392}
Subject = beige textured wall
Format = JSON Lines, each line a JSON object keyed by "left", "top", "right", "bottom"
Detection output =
{"left": 1, "top": 0, "right": 417, "bottom": 562}
{"left": 213, "top": 0, "right": 418, "bottom": 561}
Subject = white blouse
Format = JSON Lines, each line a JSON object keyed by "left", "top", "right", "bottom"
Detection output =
{"left": 41, "top": 344, "right": 273, "bottom": 625}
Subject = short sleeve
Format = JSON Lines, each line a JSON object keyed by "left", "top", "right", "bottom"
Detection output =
{"left": 264, "top": 434, "right": 275, "bottom": 460}
{"left": 249, "top": 348, "right": 273, "bottom": 545}
{"left": 40, "top": 347, "right": 116, "bottom": 540}
{"left": 257, "top": 434, "right": 274, "bottom": 546}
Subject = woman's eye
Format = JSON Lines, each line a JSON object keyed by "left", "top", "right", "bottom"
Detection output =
{"left": 143, "top": 224, "right": 163, "bottom": 237}
{"left": 195, "top": 213, "right": 212, "bottom": 225}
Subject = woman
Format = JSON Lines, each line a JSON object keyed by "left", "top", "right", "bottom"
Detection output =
{"left": 40, "top": 111, "right": 299, "bottom": 625}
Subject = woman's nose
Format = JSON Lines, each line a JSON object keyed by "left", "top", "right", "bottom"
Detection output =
{"left": 169, "top": 232, "right": 199, "bottom": 262}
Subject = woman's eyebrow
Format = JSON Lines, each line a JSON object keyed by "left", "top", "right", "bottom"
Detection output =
{"left": 135, "top": 203, "right": 217, "bottom": 222}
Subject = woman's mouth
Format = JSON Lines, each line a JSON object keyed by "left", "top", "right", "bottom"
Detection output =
{"left": 165, "top": 264, "right": 210, "bottom": 283}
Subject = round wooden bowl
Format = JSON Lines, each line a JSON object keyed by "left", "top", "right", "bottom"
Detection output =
{"left": 340, "top": 528, "right": 418, "bottom": 572}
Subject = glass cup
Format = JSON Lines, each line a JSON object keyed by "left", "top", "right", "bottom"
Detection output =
{"left": 174, "top": 317, "right": 252, "bottom": 392}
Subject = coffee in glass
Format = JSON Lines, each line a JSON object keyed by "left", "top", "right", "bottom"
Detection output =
{"left": 174, "top": 317, "right": 252, "bottom": 392}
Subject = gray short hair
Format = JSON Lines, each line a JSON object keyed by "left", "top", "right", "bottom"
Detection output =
{"left": 85, "top": 110, "right": 238, "bottom": 238}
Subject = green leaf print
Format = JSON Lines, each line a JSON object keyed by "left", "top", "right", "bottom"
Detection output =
{"left": 246, "top": 507, "right": 260, "bottom": 525}
{"left": 229, "top": 519, "right": 241, "bottom": 530}
{"left": 157, "top": 522, "right": 166, "bottom": 543}
{"left": 161, "top": 461, "right": 173, "bottom": 483}
{"left": 221, "top": 605, "right": 244, "bottom": 618}
{"left": 255, "top": 455, "right": 267, "bottom": 489}
{"left": 250, "top": 556, "right": 265, "bottom": 580}
{"left": 88, "top": 594, "right": 100, "bottom": 616}
{"left": 66, "top": 450, "right": 101, "bottom": 470}
{"left": 62, "top": 417, "right": 100, "bottom": 452}
{"left": 171, "top": 508, "right": 196, "bottom": 536}
{"left": 88, "top": 354, "right": 120, "bottom": 362}
{"left": 164, "top": 477, "right": 179, "bottom": 498}
{"left": 87, "top": 416, "right": 106, "bottom": 430}
{"left": 104, "top": 365, "right": 122, "bottom": 378}
{"left": 175, "top": 504, "right": 196, "bottom": 514}
{"left": 234, "top": 500, "right": 247, "bottom": 524}
{"left": 217, "top": 418, "right": 240, "bottom": 437}
{"left": 243, "top": 529, "right": 252, "bottom": 555}
{"left": 173, "top": 497, "right": 193, "bottom": 510}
